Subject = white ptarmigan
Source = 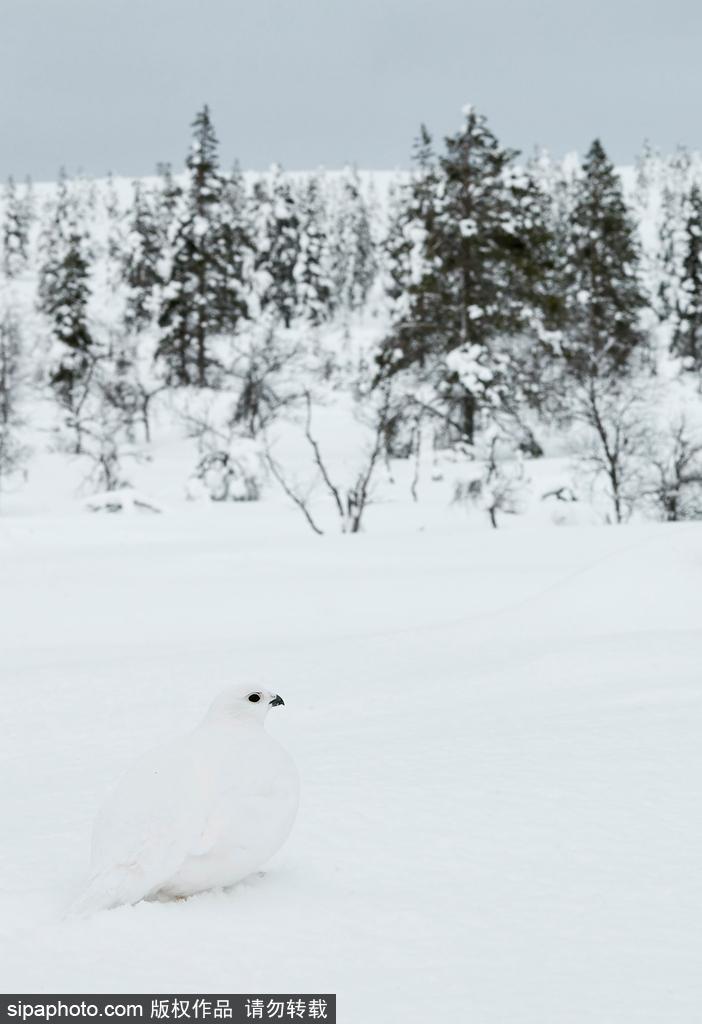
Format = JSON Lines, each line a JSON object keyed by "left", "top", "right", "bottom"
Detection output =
{"left": 71, "top": 686, "right": 299, "bottom": 913}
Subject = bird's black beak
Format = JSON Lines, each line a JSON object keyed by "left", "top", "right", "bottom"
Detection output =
{"left": 269, "top": 694, "right": 285, "bottom": 707}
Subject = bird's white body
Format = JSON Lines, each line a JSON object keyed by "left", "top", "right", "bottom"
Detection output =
{"left": 72, "top": 688, "right": 298, "bottom": 913}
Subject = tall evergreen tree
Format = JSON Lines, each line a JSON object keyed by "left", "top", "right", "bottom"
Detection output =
{"left": 123, "top": 181, "right": 163, "bottom": 331}
{"left": 381, "top": 127, "right": 441, "bottom": 358}
{"left": 222, "top": 160, "right": 255, "bottom": 318}
{"left": 432, "top": 107, "right": 524, "bottom": 345}
{"left": 382, "top": 112, "right": 543, "bottom": 367}
{"left": 382, "top": 183, "right": 411, "bottom": 312}
{"left": 155, "top": 162, "right": 183, "bottom": 236}
{"left": 329, "top": 167, "right": 377, "bottom": 315}
{"left": 253, "top": 166, "right": 300, "bottom": 328}
{"left": 654, "top": 149, "right": 692, "bottom": 323}
{"left": 559, "top": 139, "right": 648, "bottom": 380}
{"left": 2, "top": 176, "right": 32, "bottom": 278}
{"left": 38, "top": 173, "right": 95, "bottom": 412}
{"left": 671, "top": 183, "right": 702, "bottom": 374}
{"left": 157, "top": 107, "right": 249, "bottom": 386}
{"left": 379, "top": 108, "right": 555, "bottom": 437}
{"left": 657, "top": 184, "right": 680, "bottom": 323}
{"left": 0, "top": 308, "right": 27, "bottom": 498}
{"left": 294, "top": 175, "right": 333, "bottom": 325}
{"left": 103, "top": 172, "right": 124, "bottom": 276}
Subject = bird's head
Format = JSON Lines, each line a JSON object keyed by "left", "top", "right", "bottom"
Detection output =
{"left": 206, "top": 685, "right": 286, "bottom": 724}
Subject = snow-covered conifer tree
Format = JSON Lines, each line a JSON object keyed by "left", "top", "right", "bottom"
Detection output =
{"left": 253, "top": 166, "right": 300, "bottom": 328}
{"left": 381, "top": 127, "right": 440, "bottom": 360}
{"left": 2, "top": 176, "right": 32, "bottom": 278}
{"left": 38, "top": 172, "right": 96, "bottom": 417}
{"left": 559, "top": 139, "right": 648, "bottom": 381}
{"left": 653, "top": 148, "right": 693, "bottom": 323}
{"left": 221, "top": 160, "right": 255, "bottom": 319}
{"left": 155, "top": 162, "right": 183, "bottom": 234}
{"left": 0, "top": 308, "right": 28, "bottom": 500}
{"left": 123, "top": 181, "right": 163, "bottom": 332}
{"left": 102, "top": 173, "right": 125, "bottom": 281}
{"left": 382, "top": 183, "right": 412, "bottom": 314}
{"left": 294, "top": 174, "right": 333, "bottom": 325}
{"left": 329, "top": 167, "right": 377, "bottom": 315}
{"left": 157, "top": 106, "right": 250, "bottom": 386}
{"left": 671, "top": 183, "right": 702, "bottom": 374}
{"left": 379, "top": 108, "right": 550, "bottom": 440}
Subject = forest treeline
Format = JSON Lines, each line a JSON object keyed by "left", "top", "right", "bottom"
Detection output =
{"left": 1, "top": 105, "right": 701, "bottom": 528}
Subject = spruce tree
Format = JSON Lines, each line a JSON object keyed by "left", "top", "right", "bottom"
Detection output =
{"left": 504, "top": 165, "right": 564, "bottom": 337}
{"left": 380, "top": 126, "right": 442, "bottom": 368}
{"left": 38, "top": 173, "right": 95, "bottom": 413}
{"left": 329, "top": 167, "right": 377, "bottom": 315}
{"left": 560, "top": 139, "right": 647, "bottom": 380}
{"left": 0, "top": 308, "right": 28, "bottom": 500}
{"left": 223, "top": 160, "right": 248, "bottom": 224}
{"left": 157, "top": 106, "right": 249, "bottom": 385}
{"left": 155, "top": 162, "right": 183, "bottom": 237}
{"left": 671, "top": 183, "right": 702, "bottom": 373}
{"left": 657, "top": 184, "right": 680, "bottom": 323}
{"left": 2, "top": 176, "right": 32, "bottom": 278}
{"left": 379, "top": 109, "right": 553, "bottom": 438}
{"left": 383, "top": 112, "right": 541, "bottom": 367}
{"left": 253, "top": 166, "right": 300, "bottom": 328}
{"left": 103, "top": 172, "right": 124, "bottom": 275}
{"left": 221, "top": 160, "right": 255, "bottom": 321}
{"left": 382, "top": 183, "right": 412, "bottom": 312}
{"left": 654, "top": 149, "right": 692, "bottom": 323}
{"left": 123, "top": 181, "right": 163, "bottom": 331}
{"left": 295, "top": 175, "right": 333, "bottom": 325}
{"left": 431, "top": 106, "right": 523, "bottom": 347}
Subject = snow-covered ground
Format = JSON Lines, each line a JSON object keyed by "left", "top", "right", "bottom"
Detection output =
{"left": 1, "top": 475, "right": 701, "bottom": 1020}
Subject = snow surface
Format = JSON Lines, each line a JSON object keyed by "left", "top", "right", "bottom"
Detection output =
{"left": 1, "top": 487, "right": 701, "bottom": 1020}
{"left": 2, "top": 144, "right": 701, "bottom": 1015}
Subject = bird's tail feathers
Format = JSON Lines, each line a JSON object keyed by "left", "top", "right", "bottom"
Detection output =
{"left": 66, "top": 866, "right": 149, "bottom": 917}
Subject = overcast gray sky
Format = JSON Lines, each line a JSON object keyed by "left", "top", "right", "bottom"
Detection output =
{"left": 1, "top": 0, "right": 699, "bottom": 180}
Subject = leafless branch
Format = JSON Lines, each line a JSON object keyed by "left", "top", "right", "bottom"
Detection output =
{"left": 302, "top": 391, "right": 345, "bottom": 521}
{"left": 262, "top": 447, "right": 324, "bottom": 536}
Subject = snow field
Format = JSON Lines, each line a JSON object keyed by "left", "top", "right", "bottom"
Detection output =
{"left": 1, "top": 499, "right": 701, "bottom": 1022}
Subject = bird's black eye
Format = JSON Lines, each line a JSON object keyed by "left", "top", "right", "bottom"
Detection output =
{"left": 248, "top": 693, "right": 261, "bottom": 703}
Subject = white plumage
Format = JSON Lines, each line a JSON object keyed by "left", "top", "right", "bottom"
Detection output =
{"left": 71, "top": 686, "right": 298, "bottom": 913}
